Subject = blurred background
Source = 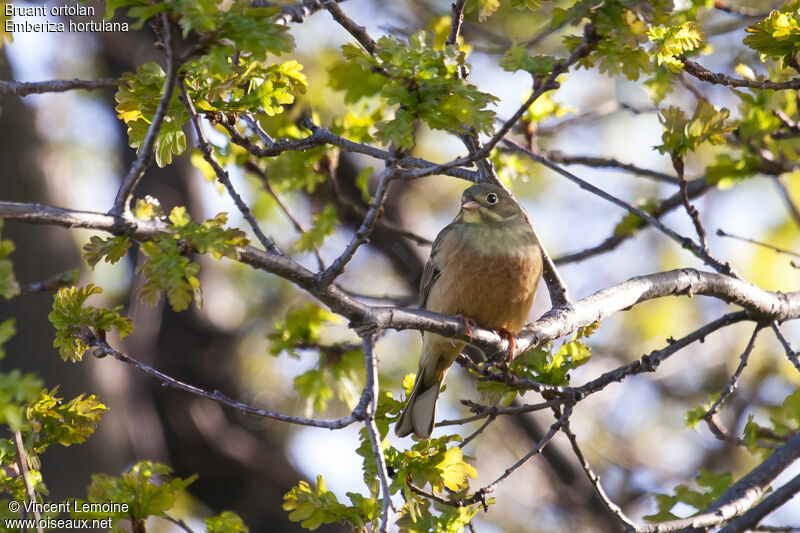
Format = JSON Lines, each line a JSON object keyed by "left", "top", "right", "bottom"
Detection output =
{"left": 2, "top": 0, "right": 800, "bottom": 531}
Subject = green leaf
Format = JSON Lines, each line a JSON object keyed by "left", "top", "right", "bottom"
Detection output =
{"left": 154, "top": 120, "right": 186, "bottom": 168}
{"left": 329, "top": 32, "right": 497, "bottom": 149}
{"left": 0, "top": 220, "right": 19, "bottom": 300}
{"left": 644, "top": 470, "right": 732, "bottom": 522}
{"left": 283, "top": 475, "right": 349, "bottom": 531}
{"left": 269, "top": 304, "right": 339, "bottom": 357}
{"left": 79, "top": 461, "right": 196, "bottom": 527}
{"left": 656, "top": 100, "right": 735, "bottom": 157}
{"left": 499, "top": 45, "right": 555, "bottom": 77}
{"left": 26, "top": 391, "right": 108, "bottom": 453}
{"left": 82, "top": 236, "right": 131, "bottom": 268}
{"left": 478, "top": 0, "right": 500, "bottom": 21}
{"left": 49, "top": 284, "right": 134, "bottom": 362}
{"left": 648, "top": 22, "right": 705, "bottom": 73}
{"left": 0, "top": 318, "right": 14, "bottom": 360}
{"left": 296, "top": 205, "right": 338, "bottom": 253}
{"left": 745, "top": 5, "right": 800, "bottom": 67}
{"left": 206, "top": 510, "right": 249, "bottom": 533}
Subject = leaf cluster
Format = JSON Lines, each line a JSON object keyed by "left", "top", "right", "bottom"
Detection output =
{"left": 745, "top": 2, "right": 800, "bottom": 68}
{"left": 49, "top": 284, "right": 134, "bottom": 362}
{"left": 644, "top": 469, "right": 732, "bottom": 522}
{"left": 135, "top": 208, "right": 248, "bottom": 311}
{"left": 657, "top": 99, "right": 735, "bottom": 158}
{"left": 0, "top": 219, "right": 19, "bottom": 300}
{"left": 329, "top": 32, "right": 497, "bottom": 149}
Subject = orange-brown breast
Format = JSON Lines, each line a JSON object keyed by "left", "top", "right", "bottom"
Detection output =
{"left": 424, "top": 227, "right": 543, "bottom": 334}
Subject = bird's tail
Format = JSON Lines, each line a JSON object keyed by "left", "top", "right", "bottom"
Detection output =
{"left": 395, "top": 367, "right": 440, "bottom": 439}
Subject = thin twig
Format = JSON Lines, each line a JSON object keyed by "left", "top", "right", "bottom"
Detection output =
{"left": 446, "top": 0, "right": 467, "bottom": 46}
{"left": 110, "top": 14, "right": 179, "bottom": 217}
{"left": 717, "top": 229, "right": 800, "bottom": 259}
{"left": 322, "top": 0, "right": 377, "bottom": 55}
{"left": 559, "top": 411, "right": 637, "bottom": 529}
{"left": 84, "top": 334, "right": 363, "bottom": 429}
{"left": 771, "top": 323, "right": 800, "bottom": 373}
{"left": 361, "top": 335, "right": 394, "bottom": 532}
{"left": 13, "top": 430, "right": 44, "bottom": 533}
{"left": 459, "top": 416, "right": 496, "bottom": 448}
{"left": 673, "top": 155, "right": 709, "bottom": 251}
{"left": 477, "top": 311, "right": 751, "bottom": 400}
{"left": 704, "top": 325, "right": 763, "bottom": 419}
{"left": 529, "top": 149, "right": 679, "bottom": 184}
{"left": 318, "top": 166, "right": 396, "bottom": 285}
{"left": 438, "top": 399, "right": 562, "bottom": 426}
{"left": 681, "top": 59, "right": 800, "bottom": 91}
{"left": 505, "top": 138, "right": 739, "bottom": 278}
{"left": 179, "top": 82, "right": 282, "bottom": 255}
{"left": 460, "top": 406, "right": 572, "bottom": 506}
{"left": 0, "top": 78, "right": 120, "bottom": 97}
{"left": 775, "top": 174, "right": 800, "bottom": 228}
{"left": 162, "top": 514, "right": 196, "bottom": 533}
{"left": 555, "top": 177, "right": 712, "bottom": 265}
{"left": 246, "top": 162, "right": 326, "bottom": 270}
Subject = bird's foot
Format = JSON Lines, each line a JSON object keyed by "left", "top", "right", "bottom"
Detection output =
{"left": 453, "top": 314, "right": 478, "bottom": 344}
{"left": 499, "top": 328, "right": 517, "bottom": 361}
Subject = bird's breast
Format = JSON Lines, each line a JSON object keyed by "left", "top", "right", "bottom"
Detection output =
{"left": 425, "top": 225, "right": 543, "bottom": 333}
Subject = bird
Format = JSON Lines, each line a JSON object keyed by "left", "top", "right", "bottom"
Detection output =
{"left": 395, "top": 183, "right": 543, "bottom": 439}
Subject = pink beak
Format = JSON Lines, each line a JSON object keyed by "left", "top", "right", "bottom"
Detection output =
{"left": 461, "top": 200, "right": 481, "bottom": 211}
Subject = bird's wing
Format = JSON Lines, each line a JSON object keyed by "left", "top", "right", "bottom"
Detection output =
{"left": 419, "top": 223, "right": 454, "bottom": 309}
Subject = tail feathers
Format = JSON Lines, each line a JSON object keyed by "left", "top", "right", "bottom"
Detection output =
{"left": 395, "top": 371, "right": 441, "bottom": 439}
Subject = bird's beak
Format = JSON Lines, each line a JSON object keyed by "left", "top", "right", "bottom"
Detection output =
{"left": 461, "top": 200, "right": 481, "bottom": 211}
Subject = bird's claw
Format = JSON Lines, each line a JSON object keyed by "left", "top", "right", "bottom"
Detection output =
{"left": 454, "top": 314, "right": 477, "bottom": 343}
{"left": 499, "top": 329, "right": 517, "bottom": 361}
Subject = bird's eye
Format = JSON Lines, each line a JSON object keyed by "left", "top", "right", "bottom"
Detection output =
{"left": 486, "top": 193, "right": 498, "bottom": 205}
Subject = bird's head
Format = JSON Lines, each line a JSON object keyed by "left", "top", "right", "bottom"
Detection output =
{"left": 458, "top": 183, "right": 523, "bottom": 224}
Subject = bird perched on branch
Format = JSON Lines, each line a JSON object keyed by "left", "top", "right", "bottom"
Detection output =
{"left": 395, "top": 183, "right": 543, "bottom": 439}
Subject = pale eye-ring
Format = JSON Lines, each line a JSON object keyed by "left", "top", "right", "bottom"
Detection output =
{"left": 486, "top": 193, "right": 498, "bottom": 205}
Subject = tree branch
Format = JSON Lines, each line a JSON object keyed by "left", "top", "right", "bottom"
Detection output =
{"left": 318, "top": 166, "right": 396, "bottom": 284}
{"left": 506, "top": 138, "right": 738, "bottom": 277}
{"left": 84, "top": 334, "right": 364, "bottom": 429}
{"left": 681, "top": 59, "right": 800, "bottom": 91}
{"left": 632, "top": 432, "right": 800, "bottom": 533}
{"left": 560, "top": 411, "right": 637, "bottom": 530}
{"left": 0, "top": 78, "right": 120, "bottom": 97}
{"left": 717, "top": 473, "right": 800, "bottom": 533}
{"left": 110, "top": 15, "right": 180, "bottom": 217}
{"left": 179, "top": 81, "right": 282, "bottom": 255}
{"left": 530, "top": 149, "right": 679, "bottom": 185}
{"left": 322, "top": 0, "right": 377, "bottom": 55}
{"left": 3, "top": 202, "right": 800, "bottom": 359}
{"left": 361, "top": 335, "right": 394, "bottom": 532}
{"left": 555, "top": 177, "right": 712, "bottom": 265}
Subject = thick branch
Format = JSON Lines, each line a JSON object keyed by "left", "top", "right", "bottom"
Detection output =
{"left": 0, "top": 78, "right": 120, "bottom": 97}
{"left": 717, "top": 473, "right": 800, "bottom": 533}
{"left": 3, "top": 203, "right": 800, "bottom": 357}
{"left": 633, "top": 432, "right": 800, "bottom": 533}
